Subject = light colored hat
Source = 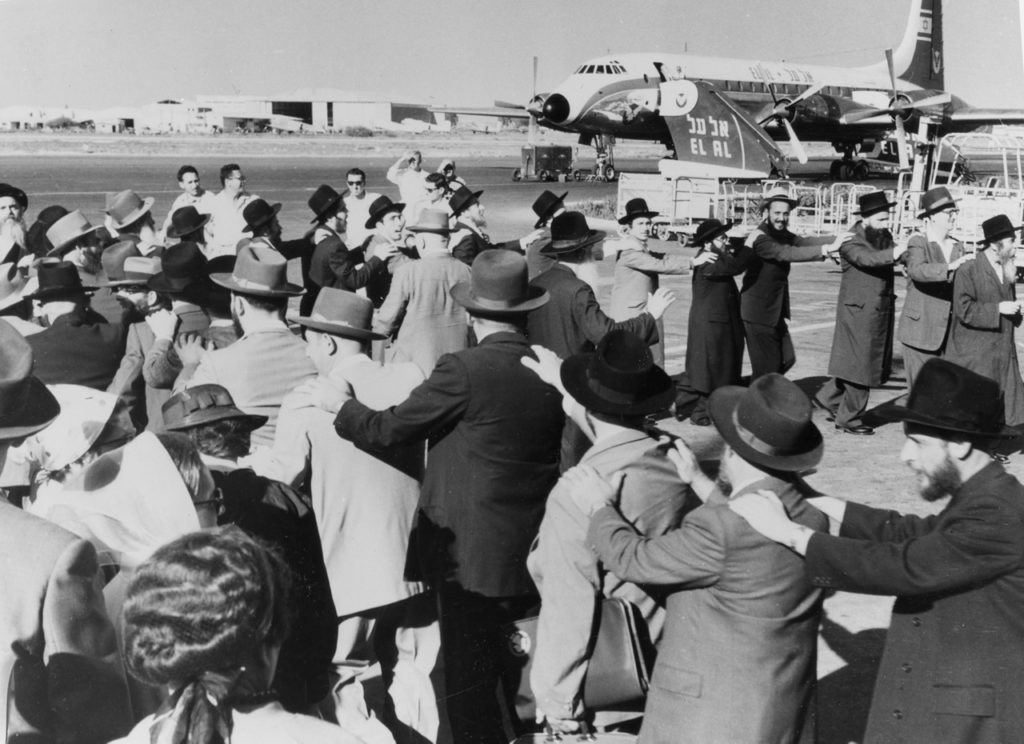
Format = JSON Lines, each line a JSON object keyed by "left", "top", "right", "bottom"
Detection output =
{"left": 0, "top": 263, "right": 26, "bottom": 310}
{"left": 408, "top": 209, "right": 450, "bottom": 235}
{"left": 21, "top": 384, "right": 120, "bottom": 472}
{"left": 45, "top": 210, "right": 99, "bottom": 256}
{"left": 106, "top": 189, "right": 155, "bottom": 230}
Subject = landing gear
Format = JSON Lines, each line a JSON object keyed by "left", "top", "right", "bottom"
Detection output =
{"left": 829, "top": 142, "right": 869, "bottom": 181}
{"left": 592, "top": 133, "right": 618, "bottom": 182}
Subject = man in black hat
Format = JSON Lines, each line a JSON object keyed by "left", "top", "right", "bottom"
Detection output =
{"left": 304, "top": 184, "right": 349, "bottom": 315}
{"left": 0, "top": 321, "right": 132, "bottom": 742}
{"left": 526, "top": 189, "right": 568, "bottom": 279}
{"left": 730, "top": 357, "right": 1024, "bottom": 743}
{"left": 522, "top": 332, "right": 702, "bottom": 733}
{"left": 528, "top": 211, "right": 670, "bottom": 468}
{"left": 315, "top": 250, "right": 565, "bottom": 742}
{"left": 944, "top": 214, "right": 1024, "bottom": 428}
{"left": 448, "top": 185, "right": 544, "bottom": 266}
{"left": 164, "top": 205, "right": 210, "bottom": 251}
{"left": 27, "top": 261, "right": 127, "bottom": 390}
{"left": 356, "top": 195, "right": 411, "bottom": 309}
{"left": 897, "top": 186, "right": 973, "bottom": 387}
{"left": 567, "top": 372, "right": 827, "bottom": 742}
{"left": 741, "top": 188, "right": 842, "bottom": 379}
{"left": 818, "top": 191, "right": 908, "bottom": 435}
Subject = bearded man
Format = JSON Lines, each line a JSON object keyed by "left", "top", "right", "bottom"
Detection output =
{"left": 730, "top": 358, "right": 1024, "bottom": 744}
{"left": 818, "top": 191, "right": 907, "bottom": 435}
{"left": 0, "top": 183, "right": 27, "bottom": 257}
{"left": 945, "top": 214, "right": 1024, "bottom": 428}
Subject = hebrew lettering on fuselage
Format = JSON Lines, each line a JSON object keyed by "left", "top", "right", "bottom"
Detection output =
{"left": 685, "top": 115, "right": 732, "bottom": 158}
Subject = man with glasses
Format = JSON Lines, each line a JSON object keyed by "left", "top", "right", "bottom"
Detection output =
{"left": 207, "top": 163, "right": 260, "bottom": 258}
{"left": 407, "top": 172, "right": 449, "bottom": 226}
{"left": 897, "top": 186, "right": 974, "bottom": 387}
{"left": 342, "top": 168, "right": 380, "bottom": 246}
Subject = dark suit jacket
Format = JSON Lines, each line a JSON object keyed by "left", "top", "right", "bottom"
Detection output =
{"left": 335, "top": 331, "right": 565, "bottom": 598}
{"left": 806, "top": 463, "right": 1024, "bottom": 744}
{"left": 526, "top": 263, "right": 657, "bottom": 358}
{"left": 450, "top": 221, "right": 522, "bottom": 266}
{"left": 588, "top": 476, "right": 826, "bottom": 743}
{"left": 685, "top": 240, "right": 750, "bottom": 393}
{"left": 896, "top": 233, "right": 964, "bottom": 351}
{"left": 826, "top": 222, "right": 898, "bottom": 386}
{"left": 29, "top": 305, "right": 127, "bottom": 390}
{"left": 740, "top": 223, "right": 830, "bottom": 327}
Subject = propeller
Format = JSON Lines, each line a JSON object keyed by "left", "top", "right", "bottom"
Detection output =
{"left": 755, "top": 67, "right": 824, "bottom": 165}
{"left": 839, "top": 49, "right": 951, "bottom": 170}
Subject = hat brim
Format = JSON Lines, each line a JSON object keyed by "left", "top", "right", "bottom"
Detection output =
{"left": 916, "top": 202, "right": 958, "bottom": 219}
{"left": 110, "top": 197, "right": 156, "bottom": 230}
{"left": 538, "top": 229, "right": 606, "bottom": 256}
{"left": 100, "top": 278, "right": 150, "bottom": 288}
{"left": 450, "top": 283, "right": 549, "bottom": 315}
{"left": 0, "top": 377, "right": 61, "bottom": 440}
{"left": 310, "top": 195, "right": 344, "bottom": 224}
{"left": 708, "top": 386, "right": 824, "bottom": 472}
{"left": 872, "top": 399, "right": 1020, "bottom": 438}
{"left": 855, "top": 201, "right": 899, "bottom": 217}
{"left": 209, "top": 273, "right": 305, "bottom": 298}
{"left": 617, "top": 210, "right": 660, "bottom": 225}
{"left": 147, "top": 274, "right": 197, "bottom": 294}
{"left": 365, "top": 203, "right": 405, "bottom": 230}
{"left": 560, "top": 354, "right": 675, "bottom": 416}
{"left": 450, "top": 190, "right": 484, "bottom": 216}
{"left": 166, "top": 213, "right": 211, "bottom": 239}
{"left": 534, "top": 192, "right": 568, "bottom": 229}
{"left": 291, "top": 315, "right": 386, "bottom": 341}
{"left": 25, "top": 285, "right": 98, "bottom": 301}
{"left": 46, "top": 225, "right": 99, "bottom": 257}
{"left": 0, "top": 291, "right": 25, "bottom": 311}
{"left": 242, "top": 203, "right": 282, "bottom": 233}
{"left": 980, "top": 226, "right": 1023, "bottom": 245}
{"left": 692, "top": 222, "right": 732, "bottom": 247}
{"left": 760, "top": 196, "right": 800, "bottom": 210}
{"left": 162, "top": 407, "right": 267, "bottom": 433}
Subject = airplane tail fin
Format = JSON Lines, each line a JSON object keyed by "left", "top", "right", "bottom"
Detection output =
{"left": 893, "top": 0, "right": 944, "bottom": 89}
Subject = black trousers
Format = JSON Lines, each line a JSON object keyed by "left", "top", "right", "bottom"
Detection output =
{"left": 744, "top": 319, "right": 796, "bottom": 380}
{"left": 435, "top": 583, "right": 537, "bottom": 744}
{"left": 819, "top": 377, "right": 870, "bottom": 426}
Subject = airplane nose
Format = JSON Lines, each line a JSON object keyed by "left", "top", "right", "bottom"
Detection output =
{"left": 542, "top": 94, "right": 571, "bottom": 124}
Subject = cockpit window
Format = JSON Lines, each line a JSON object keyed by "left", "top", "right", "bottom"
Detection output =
{"left": 585, "top": 65, "right": 595, "bottom": 73}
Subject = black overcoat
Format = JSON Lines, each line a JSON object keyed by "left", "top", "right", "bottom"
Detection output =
{"left": 826, "top": 222, "right": 898, "bottom": 386}
{"left": 684, "top": 239, "right": 750, "bottom": 393}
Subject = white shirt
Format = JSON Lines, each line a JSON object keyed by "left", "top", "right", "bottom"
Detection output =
{"left": 343, "top": 191, "right": 381, "bottom": 246}
{"left": 206, "top": 189, "right": 259, "bottom": 258}
{"left": 386, "top": 164, "right": 430, "bottom": 204}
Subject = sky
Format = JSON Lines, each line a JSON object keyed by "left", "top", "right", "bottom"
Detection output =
{"left": 1, "top": 0, "right": 1022, "bottom": 110}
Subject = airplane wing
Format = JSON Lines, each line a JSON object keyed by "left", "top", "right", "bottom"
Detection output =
{"left": 948, "top": 108, "right": 1024, "bottom": 125}
{"left": 659, "top": 80, "right": 787, "bottom": 178}
{"left": 429, "top": 105, "right": 531, "bottom": 120}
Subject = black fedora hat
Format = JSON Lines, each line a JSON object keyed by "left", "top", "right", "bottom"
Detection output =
{"left": 539, "top": 211, "right": 606, "bottom": 256}
{"left": 210, "top": 242, "right": 304, "bottom": 298}
{"left": 161, "top": 384, "right": 267, "bottom": 433}
{"left": 0, "top": 183, "right": 27, "bottom": 211}
{"left": 308, "top": 184, "right": 345, "bottom": 224}
{"left": 691, "top": 219, "right": 732, "bottom": 247}
{"left": 25, "top": 205, "right": 69, "bottom": 257}
{"left": 917, "top": 186, "right": 958, "bottom": 218}
{"left": 448, "top": 186, "right": 484, "bottom": 217}
{"left": 148, "top": 242, "right": 208, "bottom": 294}
{"left": 874, "top": 358, "right": 1018, "bottom": 438}
{"left": 561, "top": 330, "right": 674, "bottom": 416}
{"left": 25, "top": 261, "right": 97, "bottom": 301}
{"left": 0, "top": 320, "right": 60, "bottom": 439}
{"left": 980, "top": 214, "right": 1021, "bottom": 246}
{"left": 532, "top": 190, "right": 568, "bottom": 229}
{"left": 617, "top": 197, "right": 659, "bottom": 225}
{"left": 241, "top": 199, "right": 282, "bottom": 233}
{"left": 855, "top": 190, "right": 898, "bottom": 217}
{"left": 450, "top": 249, "right": 548, "bottom": 315}
{"left": 166, "top": 206, "right": 211, "bottom": 239}
{"left": 292, "top": 288, "right": 386, "bottom": 341}
{"left": 364, "top": 195, "right": 405, "bottom": 230}
{"left": 709, "top": 373, "right": 824, "bottom": 472}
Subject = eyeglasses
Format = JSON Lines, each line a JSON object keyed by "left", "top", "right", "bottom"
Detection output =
{"left": 194, "top": 487, "right": 224, "bottom": 513}
{"left": 347, "top": 181, "right": 364, "bottom": 186}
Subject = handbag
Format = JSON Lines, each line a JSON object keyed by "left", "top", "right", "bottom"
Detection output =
{"left": 503, "top": 596, "right": 653, "bottom": 722}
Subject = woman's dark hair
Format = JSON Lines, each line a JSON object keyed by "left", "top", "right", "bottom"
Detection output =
{"left": 121, "top": 528, "right": 292, "bottom": 742}
{"left": 186, "top": 418, "right": 253, "bottom": 460}
{"left": 155, "top": 431, "right": 207, "bottom": 501}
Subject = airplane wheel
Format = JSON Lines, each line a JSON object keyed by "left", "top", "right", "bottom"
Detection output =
{"left": 853, "top": 162, "right": 870, "bottom": 180}
{"left": 604, "top": 166, "right": 617, "bottom": 182}
{"left": 838, "top": 162, "right": 856, "bottom": 180}
{"left": 572, "top": 169, "right": 583, "bottom": 181}
{"left": 829, "top": 161, "right": 842, "bottom": 179}
{"left": 538, "top": 169, "right": 551, "bottom": 182}
{"left": 512, "top": 169, "right": 522, "bottom": 182}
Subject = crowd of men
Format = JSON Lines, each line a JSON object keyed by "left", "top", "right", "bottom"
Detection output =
{"left": 0, "top": 159, "right": 1021, "bottom": 744}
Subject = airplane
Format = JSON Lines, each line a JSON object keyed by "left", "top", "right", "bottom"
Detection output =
{"left": 434, "top": 0, "right": 1024, "bottom": 179}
